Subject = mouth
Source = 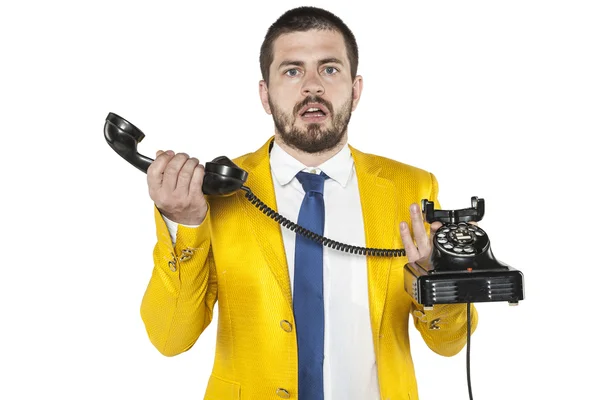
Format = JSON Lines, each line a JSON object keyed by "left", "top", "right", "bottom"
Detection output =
{"left": 298, "top": 103, "right": 329, "bottom": 123}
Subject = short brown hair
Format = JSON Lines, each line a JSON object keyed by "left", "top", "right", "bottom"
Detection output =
{"left": 259, "top": 7, "right": 359, "bottom": 85}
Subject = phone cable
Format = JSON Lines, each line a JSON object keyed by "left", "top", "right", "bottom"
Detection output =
{"left": 241, "top": 186, "right": 406, "bottom": 257}
{"left": 467, "top": 301, "right": 474, "bottom": 400}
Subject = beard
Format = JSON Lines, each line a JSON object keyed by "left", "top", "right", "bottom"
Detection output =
{"left": 269, "top": 94, "right": 353, "bottom": 154}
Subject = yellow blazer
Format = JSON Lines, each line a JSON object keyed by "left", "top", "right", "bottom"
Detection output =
{"left": 141, "top": 137, "right": 478, "bottom": 400}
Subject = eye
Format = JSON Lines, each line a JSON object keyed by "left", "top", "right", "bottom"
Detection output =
{"left": 285, "top": 68, "right": 300, "bottom": 77}
{"left": 323, "top": 66, "right": 338, "bottom": 75}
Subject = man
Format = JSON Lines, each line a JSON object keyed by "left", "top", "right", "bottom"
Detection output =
{"left": 141, "top": 6, "right": 477, "bottom": 400}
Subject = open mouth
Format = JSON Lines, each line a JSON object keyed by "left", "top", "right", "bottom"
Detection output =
{"left": 298, "top": 103, "right": 329, "bottom": 122}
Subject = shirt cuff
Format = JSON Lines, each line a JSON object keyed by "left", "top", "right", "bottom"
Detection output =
{"left": 161, "top": 214, "right": 201, "bottom": 245}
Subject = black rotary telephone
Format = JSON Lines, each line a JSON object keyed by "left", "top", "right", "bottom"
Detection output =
{"left": 404, "top": 197, "right": 524, "bottom": 309}
{"left": 104, "top": 112, "right": 524, "bottom": 307}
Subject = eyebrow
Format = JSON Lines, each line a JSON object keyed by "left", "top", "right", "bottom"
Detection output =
{"left": 278, "top": 57, "right": 345, "bottom": 69}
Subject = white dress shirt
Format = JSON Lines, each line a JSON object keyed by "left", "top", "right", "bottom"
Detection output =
{"left": 163, "top": 140, "right": 381, "bottom": 400}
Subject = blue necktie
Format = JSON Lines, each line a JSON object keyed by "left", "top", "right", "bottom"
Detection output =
{"left": 294, "top": 171, "right": 328, "bottom": 400}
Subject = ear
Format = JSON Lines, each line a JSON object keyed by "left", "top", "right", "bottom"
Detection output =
{"left": 351, "top": 75, "right": 363, "bottom": 111}
{"left": 259, "top": 80, "right": 272, "bottom": 115}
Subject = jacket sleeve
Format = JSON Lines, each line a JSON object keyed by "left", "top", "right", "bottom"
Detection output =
{"left": 410, "top": 172, "right": 479, "bottom": 357}
{"left": 411, "top": 302, "right": 478, "bottom": 357}
{"left": 140, "top": 204, "right": 218, "bottom": 356}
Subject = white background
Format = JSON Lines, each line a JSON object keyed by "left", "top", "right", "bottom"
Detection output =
{"left": 1, "top": 0, "right": 598, "bottom": 399}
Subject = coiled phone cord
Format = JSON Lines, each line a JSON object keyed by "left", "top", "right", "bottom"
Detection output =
{"left": 241, "top": 186, "right": 406, "bottom": 257}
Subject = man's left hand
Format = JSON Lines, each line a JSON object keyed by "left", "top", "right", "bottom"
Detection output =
{"left": 399, "top": 203, "right": 443, "bottom": 263}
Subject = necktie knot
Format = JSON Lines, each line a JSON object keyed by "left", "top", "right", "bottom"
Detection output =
{"left": 296, "top": 171, "right": 328, "bottom": 195}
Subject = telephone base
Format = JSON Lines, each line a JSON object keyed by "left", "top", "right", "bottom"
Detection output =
{"left": 404, "top": 262, "right": 524, "bottom": 307}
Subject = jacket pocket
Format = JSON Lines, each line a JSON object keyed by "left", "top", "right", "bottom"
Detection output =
{"left": 204, "top": 374, "right": 241, "bottom": 400}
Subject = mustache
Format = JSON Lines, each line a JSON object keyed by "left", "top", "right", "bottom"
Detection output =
{"left": 293, "top": 96, "right": 333, "bottom": 115}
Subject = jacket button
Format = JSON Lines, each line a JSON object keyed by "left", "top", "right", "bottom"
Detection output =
{"left": 276, "top": 388, "right": 291, "bottom": 398}
{"left": 429, "top": 318, "right": 441, "bottom": 330}
{"left": 280, "top": 320, "right": 293, "bottom": 332}
{"left": 168, "top": 260, "right": 177, "bottom": 272}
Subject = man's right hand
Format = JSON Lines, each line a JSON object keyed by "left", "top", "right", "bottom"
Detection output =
{"left": 147, "top": 150, "right": 208, "bottom": 226}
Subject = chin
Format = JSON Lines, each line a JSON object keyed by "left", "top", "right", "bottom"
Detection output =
{"left": 284, "top": 128, "right": 345, "bottom": 154}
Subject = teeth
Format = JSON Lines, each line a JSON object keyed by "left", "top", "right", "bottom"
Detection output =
{"left": 307, "top": 107, "right": 320, "bottom": 112}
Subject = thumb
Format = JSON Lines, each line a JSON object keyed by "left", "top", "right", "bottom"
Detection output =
{"left": 430, "top": 221, "right": 443, "bottom": 235}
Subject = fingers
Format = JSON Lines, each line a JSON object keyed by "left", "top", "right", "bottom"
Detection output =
{"left": 161, "top": 152, "right": 190, "bottom": 192}
{"left": 430, "top": 221, "right": 443, "bottom": 235}
{"left": 147, "top": 150, "right": 174, "bottom": 190}
{"left": 401, "top": 203, "right": 441, "bottom": 262}
{"left": 189, "top": 163, "right": 206, "bottom": 197}
{"left": 147, "top": 150, "right": 203, "bottom": 197}
{"left": 175, "top": 157, "right": 200, "bottom": 195}
{"left": 145, "top": 149, "right": 207, "bottom": 225}
{"left": 400, "top": 221, "right": 420, "bottom": 261}
{"left": 409, "top": 203, "right": 430, "bottom": 251}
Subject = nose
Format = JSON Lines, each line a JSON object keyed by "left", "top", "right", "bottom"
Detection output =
{"left": 301, "top": 71, "right": 325, "bottom": 96}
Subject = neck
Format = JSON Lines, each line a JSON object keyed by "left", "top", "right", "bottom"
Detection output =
{"left": 274, "top": 132, "right": 348, "bottom": 167}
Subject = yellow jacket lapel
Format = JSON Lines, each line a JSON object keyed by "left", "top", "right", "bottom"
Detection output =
{"left": 350, "top": 145, "right": 398, "bottom": 355}
{"left": 237, "top": 137, "right": 293, "bottom": 309}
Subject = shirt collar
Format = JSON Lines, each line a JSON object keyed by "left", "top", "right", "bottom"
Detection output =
{"left": 270, "top": 139, "right": 354, "bottom": 188}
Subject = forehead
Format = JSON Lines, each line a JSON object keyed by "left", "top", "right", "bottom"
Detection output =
{"left": 271, "top": 29, "right": 348, "bottom": 66}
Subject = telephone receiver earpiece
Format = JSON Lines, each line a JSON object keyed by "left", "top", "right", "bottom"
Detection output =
{"left": 104, "top": 112, "right": 248, "bottom": 195}
{"left": 104, "top": 112, "right": 153, "bottom": 173}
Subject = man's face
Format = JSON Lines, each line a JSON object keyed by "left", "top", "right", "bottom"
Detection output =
{"left": 259, "top": 29, "right": 362, "bottom": 154}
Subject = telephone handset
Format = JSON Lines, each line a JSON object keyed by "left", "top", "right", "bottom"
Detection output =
{"left": 104, "top": 112, "right": 524, "bottom": 306}
{"left": 104, "top": 112, "right": 248, "bottom": 196}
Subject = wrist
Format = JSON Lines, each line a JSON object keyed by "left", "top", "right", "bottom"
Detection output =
{"left": 161, "top": 204, "right": 208, "bottom": 226}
